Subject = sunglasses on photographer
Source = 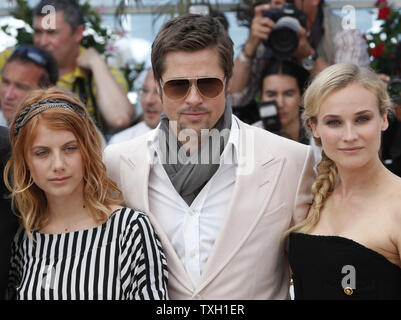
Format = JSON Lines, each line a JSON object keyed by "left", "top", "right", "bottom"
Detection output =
{"left": 12, "top": 45, "right": 48, "bottom": 67}
{"left": 160, "top": 77, "right": 225, "bottom": 100}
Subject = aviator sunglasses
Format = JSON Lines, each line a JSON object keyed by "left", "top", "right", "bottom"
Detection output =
{"left": 160, "top": 77, "right": 225, "bottom": 100}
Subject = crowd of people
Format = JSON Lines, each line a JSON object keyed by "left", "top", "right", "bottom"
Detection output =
{"left": 0, "top": 0, "right": 400, "bottom": 301}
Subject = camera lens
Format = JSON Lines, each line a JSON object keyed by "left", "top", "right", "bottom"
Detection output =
{"left": 268, "top": 17, "right": 300, "bottom": 60}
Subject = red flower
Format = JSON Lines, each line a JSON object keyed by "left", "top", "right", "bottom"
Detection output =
{"left": 370, "top": 43, "right": 385, "bottom": 58}
{"left": 378, "top": 6, "right": 391, "bottom": 19}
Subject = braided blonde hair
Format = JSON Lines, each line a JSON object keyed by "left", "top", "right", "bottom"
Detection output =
{"left": 283, "top": 63, "right": 391, "bottom": 238}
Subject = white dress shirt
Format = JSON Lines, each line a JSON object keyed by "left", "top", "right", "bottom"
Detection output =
{"left": 147, "top": 116, "right": 239, "bottom": 286}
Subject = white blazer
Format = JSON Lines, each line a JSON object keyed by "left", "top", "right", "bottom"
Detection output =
{"left": 104, "top": 116, "right": 315, "bottom": 299}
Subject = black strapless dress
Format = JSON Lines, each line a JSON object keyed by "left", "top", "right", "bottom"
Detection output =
{"left": 289, "top": 232, "right": 401, "bottom": 299}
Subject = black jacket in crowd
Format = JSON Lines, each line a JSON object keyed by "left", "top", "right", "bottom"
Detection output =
{"left": 0, "top": 126, "right": 18, "bottom": 299}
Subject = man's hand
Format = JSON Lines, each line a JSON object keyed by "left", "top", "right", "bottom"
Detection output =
{"left": 293, "top": 25, "right": 329, "bottom": 76}
{"left": 293, "top": 25, "right": 314, "bottom": 60}
{"left": 76, "top": 47, "right": 102, "bottom": 70}
{"left": 243, "top": 4, "right": 276, "bottom": 58}
{"left": 229, "top": 2, "right": 285, "bottom": 97}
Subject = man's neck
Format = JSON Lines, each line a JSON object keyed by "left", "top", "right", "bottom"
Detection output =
{"left": 58, "top": 47, "right": 80, "bottom": 76}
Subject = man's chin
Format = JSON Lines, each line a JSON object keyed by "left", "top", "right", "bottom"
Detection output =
{"left": 178, "top": 120, "right": 211, "bottom": 137}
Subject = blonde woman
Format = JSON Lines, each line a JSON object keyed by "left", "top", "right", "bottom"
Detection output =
{"left": 5, "top": 87, "right": 168, "bottom": 300}
{"left": 286, "top": 63, "right": 401, "bottom": 299}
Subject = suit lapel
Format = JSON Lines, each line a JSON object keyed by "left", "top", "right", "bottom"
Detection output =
{"left": 120, "top": 141, "right": 195, "bottom": 293}
{"left": 195, "top": 122, "right": 285, "bottom": 294}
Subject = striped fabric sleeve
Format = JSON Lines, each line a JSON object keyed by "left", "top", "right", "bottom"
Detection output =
{"left": 119, "top": 209, "right": 168, "bottom": 300}
{"left": 6, "top": 227, "right": 25, "bottom": 300}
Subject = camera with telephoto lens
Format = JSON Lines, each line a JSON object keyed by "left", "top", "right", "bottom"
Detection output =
{"left": 263, "top": 0, "right": 307, "bottom": 60}
{"left": 387, "top": 77, "right": 401, "bottom": 105}
{"left": 259, "top": 100, "right": 282, "bottom": 133}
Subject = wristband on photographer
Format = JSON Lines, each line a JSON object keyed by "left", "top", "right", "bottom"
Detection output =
{"left": 302, "top": 51, "right": 319, "bottom": 71}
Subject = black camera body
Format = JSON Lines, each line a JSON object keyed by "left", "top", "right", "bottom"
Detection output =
{"left": 387, "top": 76, "right": 401, "bottom": 105}
{"left": 263, "top": 0, "right": 307, "bottom": 60}
{"left": 259, "top": 100, "right": 282, "bottom": 133}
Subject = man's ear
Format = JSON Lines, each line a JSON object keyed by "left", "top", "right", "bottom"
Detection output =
{"left": 73, "top": 24, "right": 84, "bottom": 44}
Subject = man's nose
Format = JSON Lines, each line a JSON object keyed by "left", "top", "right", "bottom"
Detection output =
{"left": 35, "top": 33, "right": 50, "bottom": 48}
{"left": 184, "top": 82, "right": 203, "bottom": 105}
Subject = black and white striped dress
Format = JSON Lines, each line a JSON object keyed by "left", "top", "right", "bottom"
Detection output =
{"left": 7, "top": 208, "right": 168, "bottom": 300}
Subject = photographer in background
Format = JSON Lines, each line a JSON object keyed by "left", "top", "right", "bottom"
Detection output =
{"left": 229, "top": 0, "right": 370, "bottom": 109}
{"left": 254, "top": 58, "right": 310, "bottom": 144}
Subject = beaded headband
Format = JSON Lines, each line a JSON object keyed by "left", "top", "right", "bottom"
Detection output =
{"left": 13, "top": 98, "right": 85, "bottom": 138}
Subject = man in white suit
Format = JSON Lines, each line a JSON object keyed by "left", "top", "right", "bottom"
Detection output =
{"left": 104, "top": 14, "right": 315, "bottom": 299}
